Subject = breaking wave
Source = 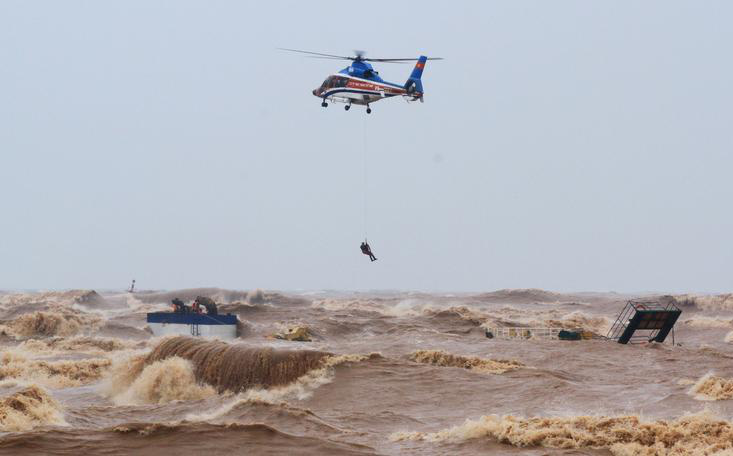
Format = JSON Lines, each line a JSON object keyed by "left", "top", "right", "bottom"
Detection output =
{"left": 0, "top": 385, "right": 66, "bottom": 432}
{"left": 0, "top": 290, "right": 114, "bottom": 323}
{"left": 2, "top": 310, "right": 102, "bottom": 339}
{"left": 391, "top": 412, "right": 733, "bottom": 455}
{"left": 310, "top": 297, "right": 408, "bottom": 315}
{"left": 0, "top": 290, "right": 104, "bottom": 308}
{"left": 127, "top": 288, "right": 248, "bottom": 304}
{"left": 424, "top": 306, "right": 488, "bottom": 326}
{"left": 0, "top": 349, "right": 111, "bottom": 388}
{"left": 477, "top": 308, "right": 612, "bottom": 335}
{"left": 309, "top": 296, "right": 481, "bottom": 319}
{"left": 683, "top": 315, "right": 733, "bottom": 329}
{"left": 143, "top": 337, "right": 330, "bottom": 393}
{"left": 188, "top": 353, "right": 375, "bottom": 417}
{"left": 104, "top": 337, "right": 375, "bottom": 406}
{"left": 543, "top": 310, "right": 613, "bottom": 334}
{"left": 129, "top": 288, "right": 300, "bottom": 307}
{"left": 673, "top": 293, "right": 733, "bottom": 311}
{"left": 18, "top": 336, "right": 144, "bottom": 354}
{"left": 409, "top": 350, "right": 523, "bottom": 374}
{"left": 104, "top": 356, "right": 216, "bottom": 405}
{"left": 310, "top": 298, "right": 611, "bottom": 335}
{"left": 472, "top": 288, "right": 582, "bottom": 304}
{"left": 689, "top": 373, "right": 733, "bottom": 401}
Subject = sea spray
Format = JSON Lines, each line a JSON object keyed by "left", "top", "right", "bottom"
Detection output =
{"left": 689, "top": 373, "right": 733, "bottom": 401}
{"left": 547, "top": 310, "right": 613, "bottom": 335}
{"left": 0, "top": 349, "right": 111, "bottom": 388}
{"left": 2, "top": 310, "right": 102, "bottom": 339}
{"left": 391, "top": 412, "right": 733, "bottom": 455}
{"left": 683, "top": 315, "right": 733, "bottom": 329}
{"left": 409, "top": 350, "right": 523, "bottom": 374}
{"left": 107, "top": 356, "right": 216, "bottom": 405}
{"left": 18, "top": 336, "right": 145, "bottom": 354}
{"left": 673, "top": 294, "right": 733, "bottom": 311}
{"left": 0, "top": 385, "right": 66, "bottom": 431}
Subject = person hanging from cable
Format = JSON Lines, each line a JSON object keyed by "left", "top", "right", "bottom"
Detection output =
{"left": 360, "top": 240, "right": 377, "bottom": 262}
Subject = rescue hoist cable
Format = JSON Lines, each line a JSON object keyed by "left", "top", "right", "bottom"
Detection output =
{"left": 362, "top": 114, "right": 368, "bottom": 241}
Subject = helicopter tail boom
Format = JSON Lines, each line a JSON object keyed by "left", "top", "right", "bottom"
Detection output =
{"left": 404, "top": 55, "right": 427, "bottom": 96}
{"left": 409, "top": 56, "right": 428, "bottom": 80}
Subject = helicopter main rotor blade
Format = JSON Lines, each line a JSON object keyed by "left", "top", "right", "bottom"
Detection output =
{"left": 277, "top": 48, "right": 354, "bottom": 60}
{"left": 279, "top": 48, "right": 445, "bottom": 63}
{"left": 306, "top": 56, "right": 350, "bottom": 60}
{"left": 366, "top": 57, "right": 445, "bottom": 62}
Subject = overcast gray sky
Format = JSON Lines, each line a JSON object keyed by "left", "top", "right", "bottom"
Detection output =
{"left": 1, "top": 1, "right": 731, "bottom": 293}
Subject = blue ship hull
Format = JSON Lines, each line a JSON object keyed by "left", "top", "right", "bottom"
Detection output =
{"left": 146, "top": 312, "right": 238, "bottom": 339}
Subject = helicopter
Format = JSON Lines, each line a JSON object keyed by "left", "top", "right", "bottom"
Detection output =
{"left": 280, "top": 49, "right": 443, "bottom": 113}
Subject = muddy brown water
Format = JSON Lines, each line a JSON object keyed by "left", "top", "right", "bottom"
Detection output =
{"left": 1, "top": 289, "right": 733, "bottom": 455}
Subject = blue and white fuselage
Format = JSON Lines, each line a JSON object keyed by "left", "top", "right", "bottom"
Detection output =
{"left": 313, "top": 58, "right": 427, "bottom": 107}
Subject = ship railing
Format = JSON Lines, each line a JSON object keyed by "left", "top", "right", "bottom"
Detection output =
{"left": 485, "top": 327, "right": 564, "bottom": 340}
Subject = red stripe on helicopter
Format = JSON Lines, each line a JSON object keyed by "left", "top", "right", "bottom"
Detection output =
{"left": 346, "top": 80, "right": 405, "bottom": 94}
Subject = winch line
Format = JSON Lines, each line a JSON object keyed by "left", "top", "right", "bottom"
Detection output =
{"left": 362, "top": 114, "right": 368, "bottom": 241}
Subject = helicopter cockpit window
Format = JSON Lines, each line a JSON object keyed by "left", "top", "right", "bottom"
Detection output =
{"left": 321, "top": 76, "right": 348, "bottom": 89}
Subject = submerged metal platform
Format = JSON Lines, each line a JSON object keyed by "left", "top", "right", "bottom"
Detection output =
{"left": 606, "top": 300, "right": 682, "bottom": 344}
